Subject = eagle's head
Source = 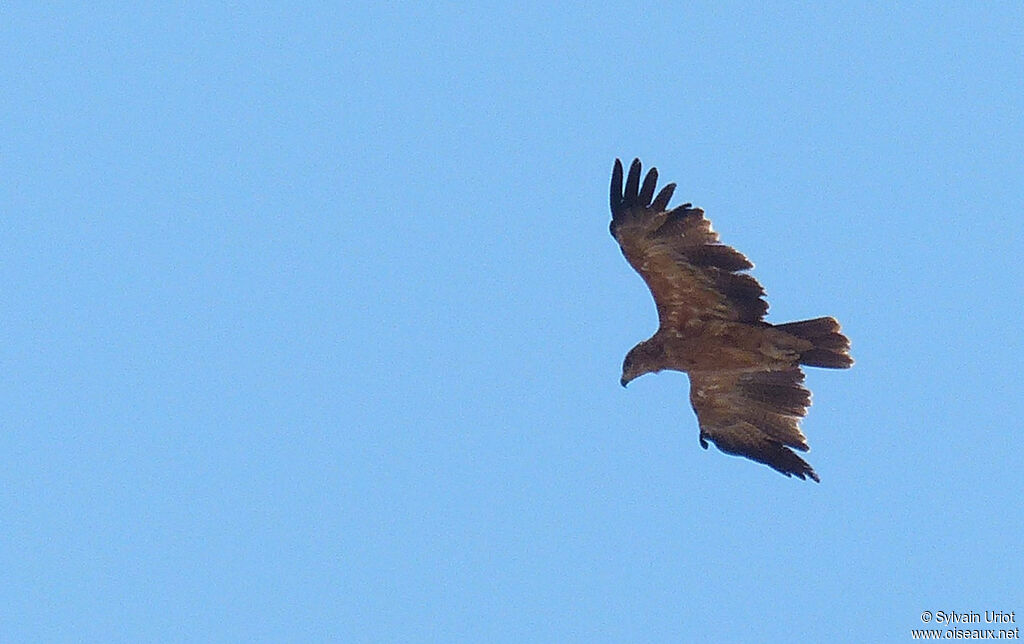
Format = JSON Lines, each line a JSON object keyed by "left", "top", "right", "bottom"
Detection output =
{"left": 620, "top": 338, "right": 667, "bottom": 387}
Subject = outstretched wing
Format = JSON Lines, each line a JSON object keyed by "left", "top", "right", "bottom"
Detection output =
{"left": 609, "top": 158, "right": 768, "bottom": 329}
{"left": 689, "top": 368, "right": 819, "bottom": 481}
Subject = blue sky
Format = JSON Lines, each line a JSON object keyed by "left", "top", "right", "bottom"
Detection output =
{"left": 3, "top": 3, "right": 1022, "bottom": 641}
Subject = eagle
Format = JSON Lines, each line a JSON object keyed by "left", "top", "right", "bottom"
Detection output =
{"left": 610, "top": 158, "right": 852, "bottom": 482}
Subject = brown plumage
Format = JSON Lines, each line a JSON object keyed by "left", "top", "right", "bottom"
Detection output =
{"left": 610, "top": 158, "right": 852, "bottom": 482}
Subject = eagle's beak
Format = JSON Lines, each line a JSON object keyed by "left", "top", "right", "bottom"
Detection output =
{"left": 620, "top": 376, "right": 629, "bottom": 388}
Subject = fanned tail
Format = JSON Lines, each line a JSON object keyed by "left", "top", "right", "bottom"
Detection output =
{"left": 775, "top": 317, "right": 853, "bottom": 369}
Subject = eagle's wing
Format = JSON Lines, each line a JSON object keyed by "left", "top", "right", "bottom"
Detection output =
{"left": 610, "top": 158, "right": 768, "bottom": 328}
{"left": 688, "top": 368, "right": 819, "bottom": 481}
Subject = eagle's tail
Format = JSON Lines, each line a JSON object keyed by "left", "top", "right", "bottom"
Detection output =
{"left": 776, "top": 317, "right": 853, "bottom": 369}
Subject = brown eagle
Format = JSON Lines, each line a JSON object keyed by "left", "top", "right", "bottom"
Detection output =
{"left": 610, "top": 158, "right": 852, "bottom": 482}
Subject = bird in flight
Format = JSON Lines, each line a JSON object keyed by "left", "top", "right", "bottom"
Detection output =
{"left": 610, "top": 158, "right": 852, "bottom": 482}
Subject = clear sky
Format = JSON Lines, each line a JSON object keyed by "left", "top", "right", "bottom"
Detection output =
{"left": 3, "top": 3, "right": 1022, "bottom": 642}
